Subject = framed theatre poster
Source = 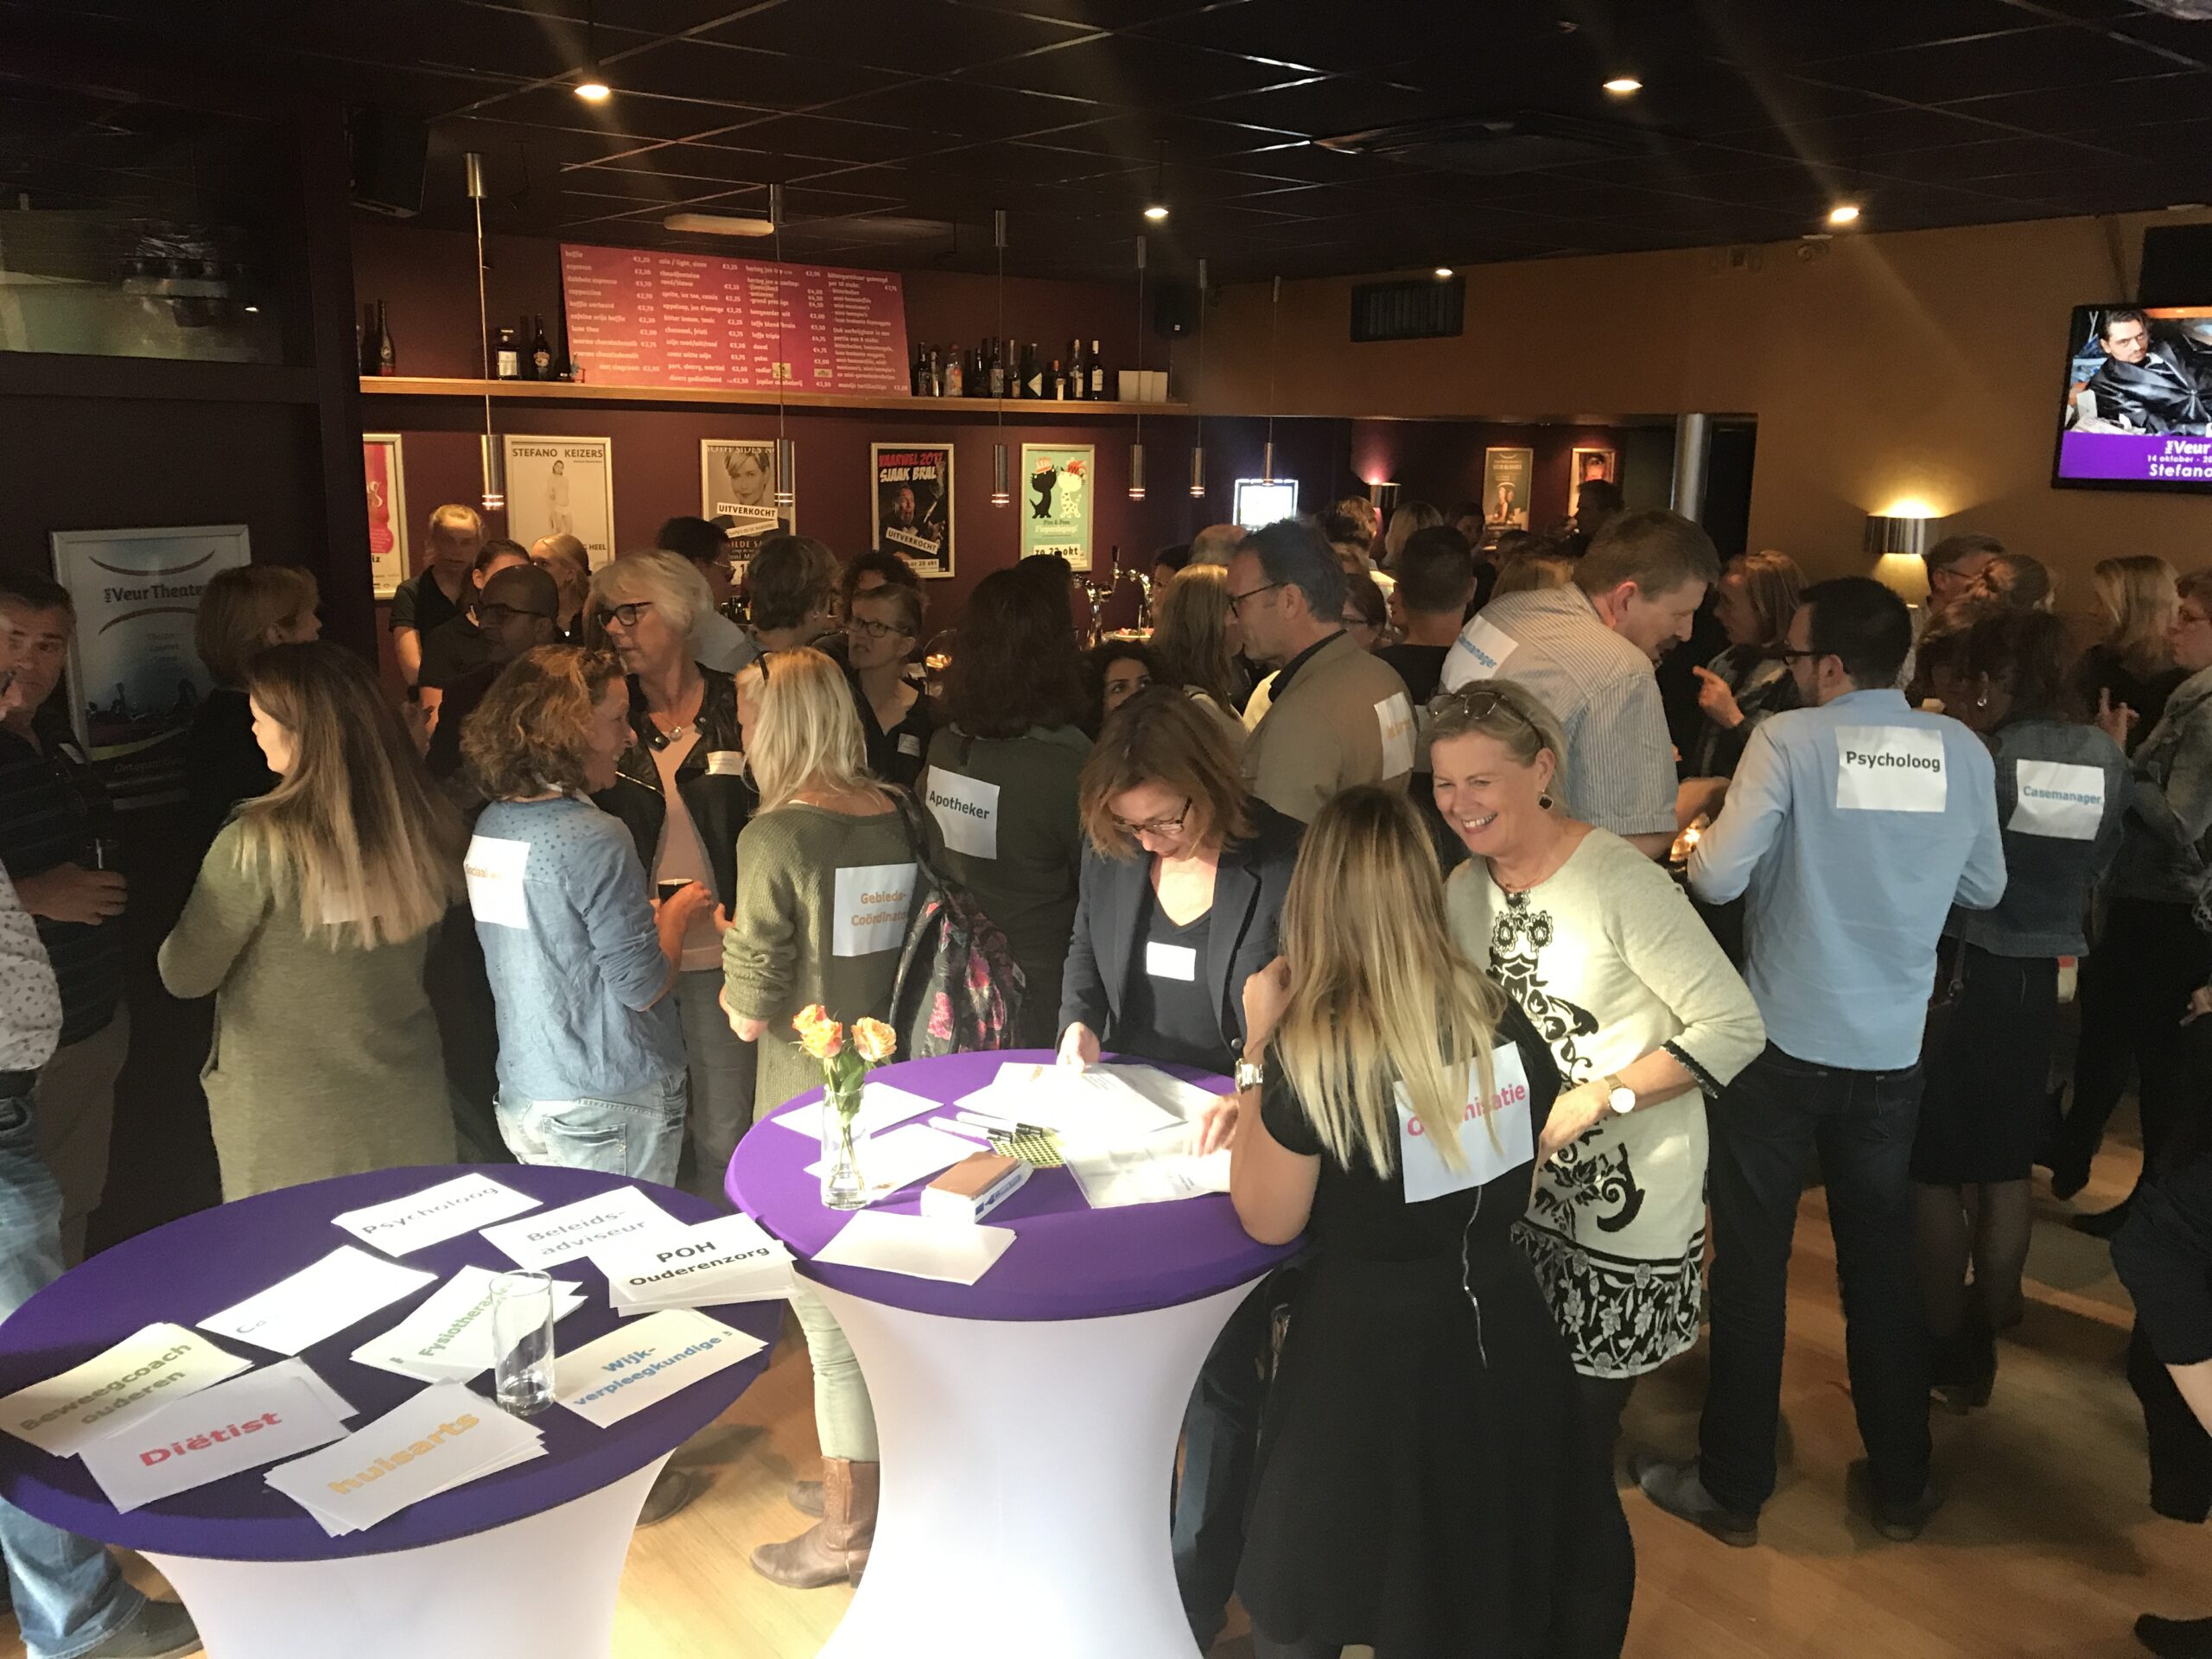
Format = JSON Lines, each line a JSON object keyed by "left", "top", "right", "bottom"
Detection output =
{"left": 871, "top": 443, "right": 954, "bottom": 578}
{"left": 504, "top": 435, "right": 616, "bottom": 569}
{"left": 700, "top": 438, "right": 792, "bottom": 580}
{"left": 364, "top": 433, "right": 409, "bottom": 600}
{"left": 1481, "top": 447, "right": 1533, "bottom": 531}
{"left": 1020, "top": 443, "right": 1094, "bottom": 572}
{"left": 50, "top": 523, "right": 251, "bottom": 807}
{"left": 1569, "top": 447, "right": 1618, "bottom": 519}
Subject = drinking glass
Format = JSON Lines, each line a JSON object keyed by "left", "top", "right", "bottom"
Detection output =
{"left": 489, "top": 1269, "right": 556, "bottom": 1417}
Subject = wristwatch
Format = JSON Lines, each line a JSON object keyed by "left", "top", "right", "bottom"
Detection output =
{"left": 1600, "top": 1073, "right": 1636, "bottom": 1115}
{"left": 1234, "top": 1057, "right": 1266, "bottom": 1093}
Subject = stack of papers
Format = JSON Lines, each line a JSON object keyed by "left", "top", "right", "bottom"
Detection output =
{"left": 265, "top": 1382, "right": 545, "bottom": 1537}
{"left": 802, "top": 1121, "right": 977, "bottom": 1197}
{"left": 767, "top": 1081, "right": 940, "bottom": 1142}
{"left": 593, "top": 1215, "right": 793, "bottom": 1316}
{"left": 0, "top": 1323, "right": 255, "bottom": 1457}
{"left": 197, "top": 1247, "right": 439, "bottom": 1357}
{"left": 349, "top": 1267, "right": 588, "bottom": 1383}
{"left": 956, "top": 1062, "right": 1190, "bottom": 1148}
{"left": 79, "top": 1361, "right": 356, "bottom": 1512}
{"left": 1065, "top": 1126, "right": 1232, "bottom": 1210}
{"left": 553, "top": 1310, "right": 766, "bottom": 1428}
{"left": 331, "top": 1173, "right": 542, "bottom": 1255}
{"left": 815, "top": 1211, "right": 1016, "bottom": 1285}
{"left": 479, "top": 1186, "right": 685, "bottom": 1270}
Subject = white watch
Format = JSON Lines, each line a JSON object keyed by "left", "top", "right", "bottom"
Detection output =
{"left": 1601, "top": 1073, "right": 1636, "bottom": 1115}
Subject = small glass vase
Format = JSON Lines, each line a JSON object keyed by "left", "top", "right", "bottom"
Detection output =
{"left": 819, "top": 1075, "right": 868, "bottom": 1211}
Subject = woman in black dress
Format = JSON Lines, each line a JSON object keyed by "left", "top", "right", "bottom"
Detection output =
{"left": 1210, "top": 785, "right": 1624, "bottom": 1659}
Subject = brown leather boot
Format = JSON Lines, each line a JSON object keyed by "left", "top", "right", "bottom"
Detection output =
{"left": 749, "top": 1459, "right": 880, "bottom": 1588}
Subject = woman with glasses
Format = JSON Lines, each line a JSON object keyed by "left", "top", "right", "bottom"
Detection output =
{"left": 1148, "top": 565, "right": 1249, "bottom": 735}
{"left": 2050, "top": 571, "right": 2212, "bottom": 1224}
{"left": 588, "top": 551, "right": 759, "bottom": 1200}
{"left": 1340, "top": 571, "right": 1388, "bottom": 652}
{"left": 1431, "top": 678, "right": 1763, "bottom": 1653}
{"left": 842, "top": 577, "right": 931, "bottom": 789}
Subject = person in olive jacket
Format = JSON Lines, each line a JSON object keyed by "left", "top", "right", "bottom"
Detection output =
{"left": 590, "top": 550, "right": 757, "bottom": 1202}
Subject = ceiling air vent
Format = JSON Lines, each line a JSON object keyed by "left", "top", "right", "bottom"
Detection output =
{"left": 1318, "top": 110, "right": 1653, "bottom": 177}
{"left": 1351, "top": 276, "right": 1464, "bottom": 343}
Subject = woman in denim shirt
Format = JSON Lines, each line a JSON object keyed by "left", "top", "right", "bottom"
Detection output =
{"left": 1915, "top": 609, "right": 2126, "bottom": 1408}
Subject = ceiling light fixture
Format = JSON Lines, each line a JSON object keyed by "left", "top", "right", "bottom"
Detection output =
{"left": 1143, "top": 204, "right": 1170, "bottom": 222}
{"left": 769, "top": 184, "right": 795, "bottom": 513}
{"left": 464, "top": 151, "right": 504, "bottom": 512}
{"left": 1828, "top": 202, "right": 1862, "bottom": 226}
{"left": 1602, "top": 76, "right": 1643, "bottom": 95}
{"left": 575, "top": 75, "right": 610, "bottom": 101}
{"left": 574, "top": 0, "right": 610, "bottom": 100}
{"left": 661, "top": 212, "right": 774, "bottom": 238}
{"left": 1262, "top": 275, "right": 1281, "bottom": 483}
{"left": 1143, "top": 142, "right": 1170, "bottom": 224}
{"left": 1189, "top": 256, "right": 1208, "bottom": 499}
{"left": 1130, "top": 233, "right": 1149, "bottom": 500}
{"left": 992, "top": 208, "right": 1011, "bottom": 507}
{"left": 1433, "top": 265, "right": 1454, "bottom": 278}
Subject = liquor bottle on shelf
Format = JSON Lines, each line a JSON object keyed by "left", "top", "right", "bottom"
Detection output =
{"left": 972, "top": 340, "right": 990, "bottom": 397}
{"left": 1051, "top": 357, "right": 1066, "bottom": 400}
{"left": 375, "top": 300, "right": 395, "bottom": 376}
{"left": 530, "top": 315, "right": 553, "bottom": 378}
{"left": 1023, "top": 342, "right": 1045, "bottom": 399}
{"left": 1089, "top": 339, "right": 1107, "bottom": 401}
{"left": 945, "top": 346, "right": 964, "bottom": 397}
{"left": 493, "top": 327, "right": 520, "bottom": 379}
{"left": 988, "top": 338, "right": 1007, "bottom": 398}
{"left": 1068, "top": 338, "right": 1086, "bottom": 400}
{"left": 912, "top": 343, "right": 928, "bottom": 397}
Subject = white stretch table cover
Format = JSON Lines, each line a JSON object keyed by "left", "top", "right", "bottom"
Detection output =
{"left": 143, "top": 1459, "right": 664, "bottom": 1659}
{"left": 816, "top": 1279, "right": 1251, "bottom": 1659}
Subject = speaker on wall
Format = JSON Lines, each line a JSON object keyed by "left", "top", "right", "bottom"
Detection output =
{"left": 1151, "top": 283, "right": 1196, "bottom": 340}
{"left": 2139, "top": 224, "right": 2212, "bottom": 305}
{"left": 349, "top": 108, "right": 429, "bottom": 219}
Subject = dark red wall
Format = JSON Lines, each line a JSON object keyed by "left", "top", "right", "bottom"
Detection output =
{"left": 1348, "top": 417, "right": 1647, "bottom": 534}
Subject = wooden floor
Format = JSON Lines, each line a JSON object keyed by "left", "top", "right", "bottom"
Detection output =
{"left": 10, "top": 1120, "right": 2194, "bottom": 1659}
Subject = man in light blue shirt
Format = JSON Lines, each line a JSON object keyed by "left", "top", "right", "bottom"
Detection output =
{"left": 1636, "top": 577, "right": 2005, "bottom": 1549}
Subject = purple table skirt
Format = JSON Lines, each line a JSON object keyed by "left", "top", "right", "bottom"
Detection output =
{"left": 0, "top": 1166, "right": 779, "bottom": 1562}
{"left": 727, "top": 1050, "right": 1297, "bottom": 1321}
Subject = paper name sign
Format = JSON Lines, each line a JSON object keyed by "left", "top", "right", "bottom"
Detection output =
{"left": 554, "top": 1310, "right": 766, "bottom": 1428}
{"left": 1147, "top": 941, "right": 1198, "bottom": 982}
{"left": 705, "top": 749, "right": 746, "bottom": 777}
{"left": 81, "top": 1373, "right": 348, "bottom": 1511}
{"left": 833, "top": 861, "right": 917, "bottom": 957}
{"left": 814, "top": 1211, "right": 1016, "bottom": 1285}
{"left": 1834, "top": 725, "right": 1947, "bottom": 813}
{"left": 463, "top": 834, "right": 531, "bottom": 929}
{"left": 1396, "top": 1043, "right": 1535, "bottom": 1204}
{"left": 592, "top": 1215, "right": 790, "bottom": 1300}
{"left": 331, "top": 1173, "right": 541, "bottom": 1255}
{"left": 349, "top": 1267, "right": 584, "bottom": 1383}
{"left": 264, "top": 1382, "right": 544, "bottom": 1536}
{"left": 480, "top": 1185, "right": 684, "bottom": 1269}
{"left": 197, "top": 1246, "right": 438, "bottom": 1357}
{"left": 2011, "top": 760, "right": 2105, "bottom": 840}
{"left": 770, "top": 1080, "right": 941, "bottom": 1141}
{"left": 925, "top": 769, "right": 1000, "bottom": 859}
{"left": 1376, "top": 691, "right": 1415, "bottom": 777}
{"left": 1448, "top": 615, "right": 1517, "bottom": 683}
{"left": 0, "top": 1323, "right": 254, "bottom": 1458}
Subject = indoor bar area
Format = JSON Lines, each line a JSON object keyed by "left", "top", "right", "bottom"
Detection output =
{"left": 0, "top": 3, "right": 2209, "bottom": 1657}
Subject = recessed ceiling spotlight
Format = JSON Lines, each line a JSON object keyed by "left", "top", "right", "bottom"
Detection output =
{"left": 1143, "top": 203, "right": 1170, "bottom": 221}
{"left": 1433, "top": 266, "right": 1454, "bottom": 278}
{"left": 1602, "top": 76, "right": 1643, "bottom": 95}
{"left": 574, "top": 75, "right": 610, "bottom": 100}
{"left": 1143, "top": 142, "right": 1170, "bottom": 223}
{"left": 1827, "top": 203, "right": 1862, "bottom": 226}
{"left": 574, "top": 0, "right": 609, "bottom": 99}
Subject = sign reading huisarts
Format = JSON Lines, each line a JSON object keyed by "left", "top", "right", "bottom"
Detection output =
{"left": 871, "top": 443, "right": 953, "bottom": 579}
{"left": 1020, "top": 443, "right": 1094, "bottom": 572}
{"left": 50, "top": 523, "right": 251, "bottom": 806}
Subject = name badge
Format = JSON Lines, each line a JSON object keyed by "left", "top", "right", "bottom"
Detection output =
{"left": 833, "top": 862, "right": 917, "bottom": 957}
{"left": 1375, "top": 692, "right": 1415, "bottom": 777}
{"left": 2011, "top": 760, "right": 2104, "bottom": 840}
{"left": 1834, "top": 725, "right": 1947, "bottom": 813}
{"left": 1447, "top": 615, "right": 1517, "bottom": 683}
{"left": 463, "top": 836, "right": 530, "bottom": 930}
{"left": 925, "top": 768, "right": 1001, "bottom": 859}
{"left": 1146, "top": 942, "right": 1198, "bottom": 981}
{"left": 898, "top": 733, "right": 923, "bottom": 757}
{"left": 1396, "top": 1043, "right": 1534, "bottom": 1204}
{"left": 705, "top": 750, "right": 746, "bottom": 778}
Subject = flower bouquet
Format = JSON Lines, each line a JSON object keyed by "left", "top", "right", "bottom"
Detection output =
{"left": 795, "top": 1004, "right": 899, "bottom": 1210}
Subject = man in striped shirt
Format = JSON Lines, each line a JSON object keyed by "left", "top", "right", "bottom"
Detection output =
{"left": 1440, "top": 510, "right": 1720, "bottom": 859}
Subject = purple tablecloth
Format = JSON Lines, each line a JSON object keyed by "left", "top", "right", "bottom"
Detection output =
{"left": 0, "top": 1166, "right": 779, "bottom": 1562}
{"left": 727, "top": 1051, "right": 1297, "bottom": 1321}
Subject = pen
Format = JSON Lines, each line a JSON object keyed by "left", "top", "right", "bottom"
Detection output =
{"left": 956, "top": 1109, "right": 1052, "bottom": 1137}
{"left": 930, "top": 1116, "right": 993, "bottom": 1141}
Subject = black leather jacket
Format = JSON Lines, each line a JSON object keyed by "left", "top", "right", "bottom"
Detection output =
{"left": 593, "top": 667, "right": 755, "bottom": 908}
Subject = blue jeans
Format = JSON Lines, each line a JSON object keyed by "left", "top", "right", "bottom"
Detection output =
{"left": 0, "top": 1089, "right": 143, "bottom": 1659}
{"left": 494, "top": 1071, "right": 689, "bottom": 1185}
{"left": 1700, "top": 1045, "right": 1931, "bottom": 1516}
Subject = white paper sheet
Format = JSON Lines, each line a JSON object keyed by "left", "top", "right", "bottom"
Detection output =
{"left": 479, "top": 1186, "right": 685, "bottom": 1269}
{"left": 330, "top": 1173, "right": 542, "bottom": 1255}
{"left": 553, "top": 1310, "right": 766, "bottom": 1428}
{"left": 594, "top": 1216, "right": 792, "bottom": 1312}
{"left": 347, "top": 1268, "right": 586, "bottom": 1384}
{"left": 813, "top": 1211, "right": 1017, "bottom": 1285}
{"left": 0, "top": 1324, "right": 256, "bottom": 1458}
{"left": 258, "top": 1357, "right": 359, "bottom": 1421}
{"left": 264, "top": 1382, "right": 545, "bottom": 1537}
{"left": 81, "top": 1372, "right": 350, "bottom": 1511}
{"left": 1088, "top": 1064, "right": 1224, "bottom": 1123}
{"left": 1065, "top": 1128, "right": 1232, "bottom": 1210}
{"left": 957, "top": 1064, "right": 1183, "bottom": 1145}
{"left": 196, "top": 1247, "right": 439, "bottom": 1357}
{"left": 768, "top": 1081, "right": 941, "bottom": 1142}
{"left": 803, "top": 1122, "right": 976, "bottom": 1195}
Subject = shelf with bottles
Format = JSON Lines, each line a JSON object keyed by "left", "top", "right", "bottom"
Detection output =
{"left": 357, "top": 376, "right": 1185, "bottom": 416}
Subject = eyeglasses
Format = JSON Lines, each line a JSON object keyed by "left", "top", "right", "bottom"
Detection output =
{"left": 844, "top": 617, "right": 912, "bottom": 642}
{"left": 592, "top": 601, "right": 653, "bottom": 629}
{"left": 1224, "top": 582, "right": 1282, "bottom": 615}
{"left": 1426, "top": 686, "right": 1540, "bottom": 732}
{"left": 1341, "top": 613, "right": 1376, "bottom": 631}
{"left": 1111, "top": 797, "right": 1191, "bottom": 837}
{"left": 479, "top": 603, "right": 555, "bottom": 626}
{"left": 1767, "top": 646, "right": 1821, "bottom": 662}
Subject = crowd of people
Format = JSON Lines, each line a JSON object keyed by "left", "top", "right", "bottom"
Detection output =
{"left": 0, "top": 478, "right": 2208, "bottom": 1658}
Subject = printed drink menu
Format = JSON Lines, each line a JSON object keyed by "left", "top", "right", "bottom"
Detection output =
{"left": 560, "top": 244, "right": 910, "bottom": 395}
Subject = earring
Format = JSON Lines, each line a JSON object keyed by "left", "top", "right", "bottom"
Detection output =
{"left": 1538, "top": 791, "right": 1554, "bottom": 811}
{"left": 1974, "top": 691, "right": 1989, "bottom": 709}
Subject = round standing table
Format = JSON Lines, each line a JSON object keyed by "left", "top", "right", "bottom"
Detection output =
{"left": 728, "top": 1050, "right": 1298, "bottom": 1659}
{"left": 0, "top": 1166, "right": 780, "bottom": 1659}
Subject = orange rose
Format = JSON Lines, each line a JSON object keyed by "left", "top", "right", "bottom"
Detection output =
{"left": 792, "top": 1005, "right": 845, "bottom": 1061}
{"left": 852, "top": 1018, "right": 897, "bottom": 1066}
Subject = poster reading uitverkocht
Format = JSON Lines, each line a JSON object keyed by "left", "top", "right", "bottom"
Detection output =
{"left": 699, "top": 439, "right": 791, "bottom": 578}
{"left": 503, "top": 435, "right": 616, "bottom": 568}
{"left": 51, "top": 524, "right": 251, "bottom": 807}
{"left": 871, "top": 443, "right": 953, "bottom": 578}
{"left": 1020, "top": 443, "right": 1094, "bottom": 572}
{"left": 365, "top": 433, "right": 409, "bottom": 599}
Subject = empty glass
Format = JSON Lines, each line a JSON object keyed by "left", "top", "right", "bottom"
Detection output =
{"left": 489, "top": 1269, "right": 556, "bottom": 1417}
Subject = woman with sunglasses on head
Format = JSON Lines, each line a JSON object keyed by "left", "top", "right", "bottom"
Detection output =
{"left": 842, "top": 576, "right": 931, "bottom": 789}
{"left": 588, "top": 551, "right": 759, "bottom": 1201}
{"left": 1430, "top": 677, "right": 1763, "bottom": 1648}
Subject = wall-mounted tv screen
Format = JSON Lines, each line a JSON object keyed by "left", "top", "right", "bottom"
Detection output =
{"left": 2053, "top": 302, "right": 2212, "bottom": 491}
{"left": 1233, "top": 478, "right": 1299, "bottom": 530}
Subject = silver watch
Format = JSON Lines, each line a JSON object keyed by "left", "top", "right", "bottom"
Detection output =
{"left": 1235, "top": 1057, "right": 1265, "bottom": 1092}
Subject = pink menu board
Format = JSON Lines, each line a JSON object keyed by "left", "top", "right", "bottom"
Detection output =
{"left": 559, "top": 244, "right": 911, "bottom": 394}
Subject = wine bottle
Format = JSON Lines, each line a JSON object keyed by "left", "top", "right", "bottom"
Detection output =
{"left": 946, "top": 346, "right": 964, "bottom": 397}
{"left": 375, "top": 300, "right": 395, "bottom": 376}
{"left": 1068, "top": 338, "right": 1085, "bottom": 400}
{"left": 1089, "top": 339, "right": 1106, "bottom": 401}
{"left": 1051, "top": 357, "right": 1066, "bottom": 400}
{"left": 1024, "top": 342, "right": 1044, "bottom": 399}
{"left": 530, "top": 315, "right": 553, "bottom": 378}
{"left": 912, "top": 343, "right": 928, "bottom": 397}
{"left": 494, "top": 327, "right": 520, "bottom": 380}
{"left": 974, "top": 339, "right": 991, "bottom": 397}
{"left": 988, "top": 338, "right": 1006, "bottom": 398}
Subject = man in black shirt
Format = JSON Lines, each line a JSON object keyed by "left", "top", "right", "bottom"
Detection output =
{"left": 0, "top": 573, "right": 125, "bottom": 1262}
{"left": 417, "top": 538, "right": 531, "bottom": 735}
{"left": 426, "top": 564, "right": 563, "bottom": 785}
{"left": 388, "top": 503, "right": 483, "bottom": 692}
{"left": 1378, "top": 525, "right": 1476, "bottom": 706}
